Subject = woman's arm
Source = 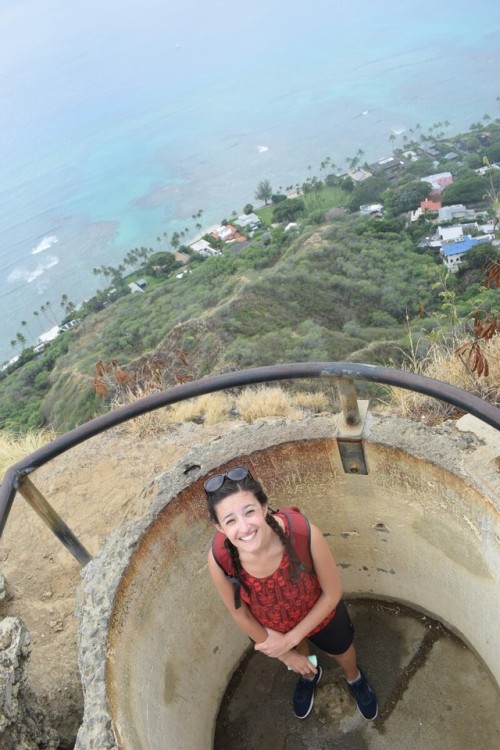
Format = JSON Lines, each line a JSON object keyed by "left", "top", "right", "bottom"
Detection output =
{"left": 207, "top": 548, "right": 268, "bottom": 643}
{"left": 255, "top": 522, "right": 343, "bottom": 658}
{"left": 207, "top": 549, "right": 316, "bottom": 676}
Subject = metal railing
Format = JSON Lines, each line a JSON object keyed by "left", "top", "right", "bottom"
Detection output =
{"left": 1, "top": 362, "right": 499, "bottom": 566}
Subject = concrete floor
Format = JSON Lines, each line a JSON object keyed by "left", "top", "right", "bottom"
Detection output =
{"left": 214, "top": 600, "right": 500, "bottom": 750}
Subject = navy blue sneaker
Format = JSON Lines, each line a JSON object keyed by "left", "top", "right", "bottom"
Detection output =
{"left": 293, "top": 666, "right": 323, "bottom": 719}
{"left": 347, "top": 669, "right": 378, "bottom": 720}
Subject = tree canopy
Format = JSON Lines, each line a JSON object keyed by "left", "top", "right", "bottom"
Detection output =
{"left": 382, "top": 180, "right": 433, "bottom": 215}
{"left": 255, "top": 179, "right": 273, "bottom": 205}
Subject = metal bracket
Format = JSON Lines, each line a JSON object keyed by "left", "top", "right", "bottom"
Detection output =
{"left": 337, "top": 439, "right": 368, "bottom": 475}
{"left": 336, "top": 398, "right": 369, "bottom": 475}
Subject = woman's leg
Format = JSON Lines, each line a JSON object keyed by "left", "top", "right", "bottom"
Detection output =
{"left": 328, "top": 643, "right": 359, "bottom": 681}
{"left": 295, "top": 639, "right": 310, "bottom": 656}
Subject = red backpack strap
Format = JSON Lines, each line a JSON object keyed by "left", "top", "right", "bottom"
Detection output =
{"left": 211, "top": 532, "right": 242, "bottom": 609}
{"left": 212, "top": 532, "right": 234, "bottom": 575}
{"left": 274, "top": 507, "right": 314, "bottom": 572}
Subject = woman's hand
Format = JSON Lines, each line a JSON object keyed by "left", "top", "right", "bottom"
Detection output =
{"left": 254, "top": 628, "right": 294, "bottom": 658}
{"left": 280, "top": 650, "right": 317, "bottom": 677}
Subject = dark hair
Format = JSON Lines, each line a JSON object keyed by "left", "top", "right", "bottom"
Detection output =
{"left": 205, "top": 471, "right": 268, "bottom": 523}
{"left": 206, "top": 470, "right": 303, "bottom": 604}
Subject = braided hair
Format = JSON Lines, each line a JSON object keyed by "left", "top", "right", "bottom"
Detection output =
{"left": 206, "top": 470, "right": 303, "bottom": 607}
{"left": 264, "top": 512, "right": 303, "bottom": 578}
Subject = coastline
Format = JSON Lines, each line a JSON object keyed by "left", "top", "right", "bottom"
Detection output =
{"left": 1, "top": 0, "right": 500, "bottom": 363}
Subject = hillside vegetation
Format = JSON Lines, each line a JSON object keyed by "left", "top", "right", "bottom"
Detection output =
{"left": 0, "top": 214, "right": 441, "bottom": 431}
{"left": 1, "top": 118, "right": 499, "bottom": 433}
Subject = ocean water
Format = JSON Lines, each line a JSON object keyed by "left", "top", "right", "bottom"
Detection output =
{"left": 1, "top": 0, "right": 499, "bottom": 364}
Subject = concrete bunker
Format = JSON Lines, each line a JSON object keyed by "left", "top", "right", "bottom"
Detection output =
{"left": 76, "top": 414, "right": 500, "bottom": 749}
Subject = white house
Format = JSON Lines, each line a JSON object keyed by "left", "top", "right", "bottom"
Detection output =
{"left": 360, "top": 203, "right": 384, "bottom": 215}
{"left": 128, "top": 282, "right": 145, "bottom": 293}
{"left": 234, "top": 213, "right": 261, "bottom": 230}
{"left": 420, "top": 171, "right": 453, "bottom": 192}
{"left": 438, "top": 225, "right": 463, "bottom": 242}
{"left": 191, "top": 239, "right": 214, "bottom": 256}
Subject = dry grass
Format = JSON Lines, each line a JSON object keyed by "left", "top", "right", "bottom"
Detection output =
{"left": 291, "top": 391, "right": 329, "bottom": 413}
{"left": 389, "top": 335, "right": 500, "bottom": 422}
{"left": 120, "top": 386, "right": 332, "bottom": 431}
{"left": 0, "top": 429, "right": 56, "bottom": 482}
{"left": 122, "top": 392, "right": 231, "bottom": 434}
{"left": 235, "top": 387, "right": 303, "bottom": 423}
{"left": 166, "top": 392, "right": 231, "bottom": 425}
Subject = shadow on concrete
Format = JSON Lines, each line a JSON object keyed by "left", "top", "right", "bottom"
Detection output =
{"left": 215, "top": 600, "right": 500, "bottom": 750}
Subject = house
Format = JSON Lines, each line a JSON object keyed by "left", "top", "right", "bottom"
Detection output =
{"left": 38, "top": 326, "right": 60, "bottom": 343}
{"left": 402, "top": 150, "right": 419, "bottom": 162}
{"left": 420, "top": 171, "right": 453, "bottom": 192}
{"left": 234, "top": 213, "right": 261, "bottom": 231}
{"left": 212, "top": 224, "right": 241, "bottom": 243}
{"left": 359, "top": 203, "right": 384, "bottom": 215}
{"left": 420, "top": 146, "right": 440, "bottom": 159}
{"left": 128, "top": 281, "right": 145, "bottom": 293}
{"left": 420, "top": 199, "right": 441, "bottom": 212}
{"left": 474, "top": 163, "right": 500, "bottom": 176}
{"left": 438, "top": 225, "right": 463, "bottom": 242}
{"left": 438, "top": 204, "right": 476, "bottom": 222}
{"left": 191, "top": 239, "right": 215, "bottom": 256}
{"left": 59, "top": 318, "right": 80, "bottom": 332}
{"left": 347, "top": 168, "right": 372, "bottom": 182}
{"left": 175, "top": 251, "right": 190, "bottom": 264}
{"left": 440, "top": 235, "right": 493, "bottom": 272}
{"left": 367, "top": 156, "right": 404, "bottom": 179}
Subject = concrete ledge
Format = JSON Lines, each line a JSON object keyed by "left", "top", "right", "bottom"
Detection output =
{"left": 74, "top": 415, "right": 500, "bottom": 749}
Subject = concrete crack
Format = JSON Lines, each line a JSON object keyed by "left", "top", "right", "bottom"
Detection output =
{"left": 374, "top": 623, "right": 443, "bottom": 728}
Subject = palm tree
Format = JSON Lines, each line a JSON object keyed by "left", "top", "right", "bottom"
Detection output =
{"left": 21, "top": 320, "right": 35, "bottom": 342}
{"left": 33, "top": 310, "right": 43, "bottom": 333}
{"left": 16, "top": 331, "right": 27, "bottom": 350}
{"left": 60, "top": 294, "right": 76, "bottom": 317}
{"left": 45, "top": 301, "right": 58, "bottom": 325}
{"left": 40, "top": 305, "right": 49, "bottom": 326}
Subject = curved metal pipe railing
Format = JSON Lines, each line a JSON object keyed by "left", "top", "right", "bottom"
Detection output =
{"left": 1, "top": 362, "right": 499, "bottom": 561}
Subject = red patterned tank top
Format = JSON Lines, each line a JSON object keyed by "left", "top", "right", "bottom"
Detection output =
{"left": 238, "top": 512, "right": 336, "bottom": 636}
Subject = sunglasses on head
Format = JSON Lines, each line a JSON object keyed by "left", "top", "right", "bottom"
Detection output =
{"left": 204, "top": 466, "right": 251, "bottom": 494}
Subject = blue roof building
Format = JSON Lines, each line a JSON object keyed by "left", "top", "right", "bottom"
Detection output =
{"left": 440, "top": 235, "right": 493, "bottom": 272}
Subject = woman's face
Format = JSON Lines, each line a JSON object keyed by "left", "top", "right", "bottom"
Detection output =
{"left": 214, "top": 490, "right": 268, "bottom": 553}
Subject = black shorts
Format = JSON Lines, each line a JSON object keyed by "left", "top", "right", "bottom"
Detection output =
{"left": 307, "top": 600, "right": 354, "bottom": 656}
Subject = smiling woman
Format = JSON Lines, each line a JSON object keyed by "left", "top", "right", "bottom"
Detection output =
{"left": 205, "top": 466, "right": 378, "bottom": 722}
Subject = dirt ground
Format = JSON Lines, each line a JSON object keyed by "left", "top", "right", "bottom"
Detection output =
{"left": 0, "top": 419, "right": 242, "bottom": 749}
{"left": 1, "top": 410, "right": 497, "bottom": 749}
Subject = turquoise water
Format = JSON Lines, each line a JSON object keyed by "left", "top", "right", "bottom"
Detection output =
{"left": 1, "top": 0, "right": 499, "bottom": 363}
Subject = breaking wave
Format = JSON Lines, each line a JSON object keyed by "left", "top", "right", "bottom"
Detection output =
{"left": 31, "top": 235, "right": 59, "bottom": 255}
{"left": 7, "top": 254, "right": 59, "bottom": 284}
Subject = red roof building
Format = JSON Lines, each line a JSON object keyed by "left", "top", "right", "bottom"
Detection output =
{"left": 420, "top": 199, "right": 442, "bottom": 212}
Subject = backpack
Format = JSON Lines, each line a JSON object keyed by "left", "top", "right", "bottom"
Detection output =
{"left": 212, "top": 507, "right": 314, "bottom": 609}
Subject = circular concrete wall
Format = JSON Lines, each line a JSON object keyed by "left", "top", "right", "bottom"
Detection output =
{"left": 76, "top": 415, "right": 500, "bottom": 750}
